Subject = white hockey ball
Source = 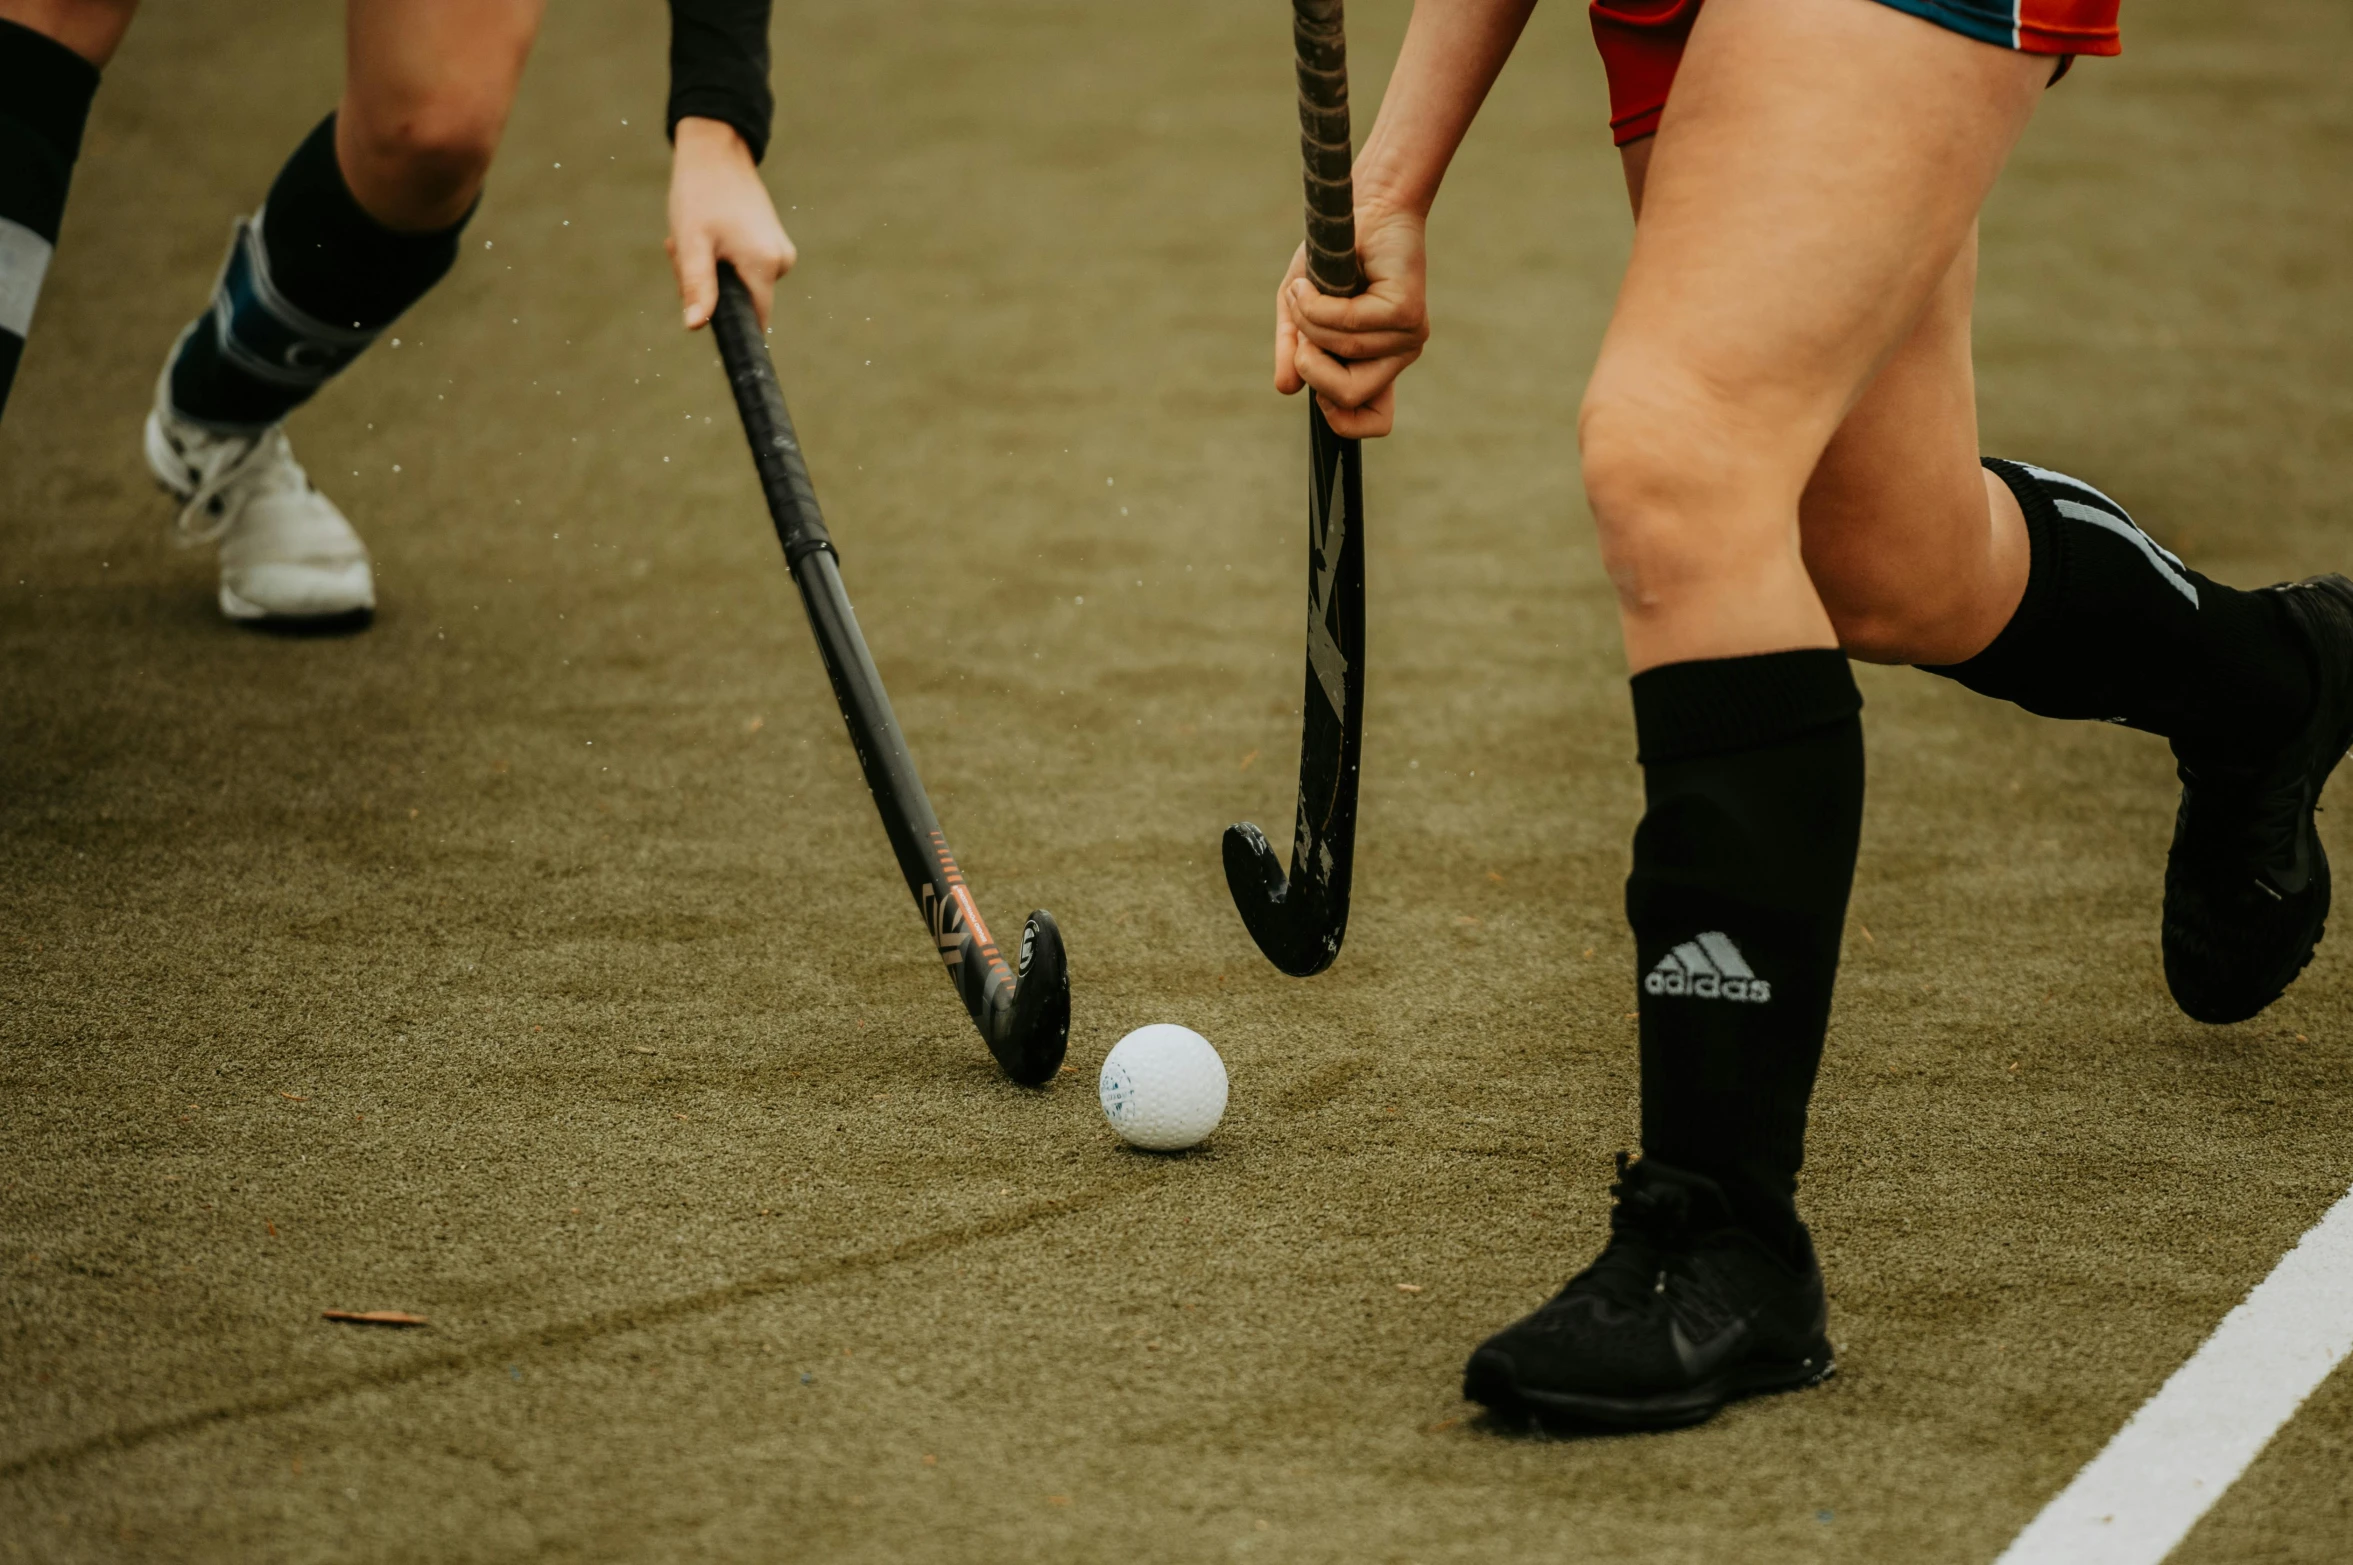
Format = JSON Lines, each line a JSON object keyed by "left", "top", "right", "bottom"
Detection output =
{"left": 1098, "top": 1024, "right": 1227, "bottom": 1151}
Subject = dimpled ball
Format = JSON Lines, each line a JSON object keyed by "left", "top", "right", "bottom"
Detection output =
{"left": 1098, "top": 1024, "right": 1228, "bottom": 1151}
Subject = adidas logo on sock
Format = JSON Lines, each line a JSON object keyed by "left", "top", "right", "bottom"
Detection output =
{"left": 1644, "top": 932, "right": 1770, "bottom": 1003}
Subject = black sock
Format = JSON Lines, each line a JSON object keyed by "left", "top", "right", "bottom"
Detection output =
{"left": 168, "top": 114, "right": 470, "bottom": 430}
{"left": 1923, "top": 459, "right": 2314, "bottom": 763}
{"left": 1627, "top": 650, "right": 1865, "bottom": 1249}
{"left": 0, "top": 20, "right": 100, "bottom": 421}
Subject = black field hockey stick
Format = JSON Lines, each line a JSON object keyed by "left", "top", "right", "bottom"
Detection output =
{"left": 708, "top": 264, "right": 1069, "bottom": 1085}
{"left": 1223, "top": 0, "right": 1370, "bottom": 979}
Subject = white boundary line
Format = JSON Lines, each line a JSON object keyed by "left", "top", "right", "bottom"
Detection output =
{"left": 1996, "top": 1181, "right": 2353, "bottom": 1565}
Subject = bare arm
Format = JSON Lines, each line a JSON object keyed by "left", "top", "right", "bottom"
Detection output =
{"left": 1355, "top": 0, "right": 1537, "bottom": 219}
{"left": 1277, "top": 0, "right": 1535, "bottom": 436}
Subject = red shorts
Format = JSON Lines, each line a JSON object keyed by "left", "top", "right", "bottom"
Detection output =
{"left": 1591, "top": 0, "right": 2123, "bottom": 145}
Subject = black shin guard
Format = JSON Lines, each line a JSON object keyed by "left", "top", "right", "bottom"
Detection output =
{"left": 1923, "top": 459, "right": 2315, "bottom": 762}
{"left": 1627, "top": 650, "right": 1865, "bottom": 1248}
{"left": 0, "top": 20, "right": 100, "bottom": 420}
{"left": 169, "top": 114, "right": 469, "bottom": 430}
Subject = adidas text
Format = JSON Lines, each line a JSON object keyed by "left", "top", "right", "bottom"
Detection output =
{"left": 1645, "top": 932, "right": 1771, "bottom": 1004}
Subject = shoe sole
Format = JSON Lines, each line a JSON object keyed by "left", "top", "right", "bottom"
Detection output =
{"left": 1461, "top": 1339, "right": 1835, "bottom": 1432}
{"left": 2165, "top": 876, "right": 2328, "bottom": 1026}
{"left": 218, "top": 583, "right": 374, "bottom": 631}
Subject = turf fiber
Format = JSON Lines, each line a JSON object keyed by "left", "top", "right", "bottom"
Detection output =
{"left": 3, "top": 1, "right": 2351, "bottom": 1560}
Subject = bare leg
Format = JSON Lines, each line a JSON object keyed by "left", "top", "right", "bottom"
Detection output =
{"left": 337, "top": 0, "right": 544, "bottom": 232}
{"left": 0, "top": 0, "right": 136, "bottom": 65}
{"left": 1797, "top": 230, "right": 2031, "bottom": 666}
{"left": 1581, "top": 0, "right": 2046, "bottom": 674}
{"left": 1618, "top": 132, "right": 2030, "bottom": 669}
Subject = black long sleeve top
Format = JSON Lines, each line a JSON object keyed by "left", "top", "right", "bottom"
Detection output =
{"left": 666, "top": 0, "right": 775, "bottom": 163}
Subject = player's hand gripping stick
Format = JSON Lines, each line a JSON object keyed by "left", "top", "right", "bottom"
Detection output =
{"left": 1223, "top": 0, "right": 1371, "bottom": 978}
{"left": 708, "top": 264, "right": 1070, "bottom": 1083}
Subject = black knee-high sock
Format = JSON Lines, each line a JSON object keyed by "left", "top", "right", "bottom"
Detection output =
{"left": 0, "top": 20, "right": 100, "bottom": 421}
{"left": 168, "top": 114, "right": 469, "bottom": 430}
{"left": 1628, "top": 650, "right": 1865, "bottom": 1248}
{"left": 1923, "top": 459, "right": 2315, "bottom": 763}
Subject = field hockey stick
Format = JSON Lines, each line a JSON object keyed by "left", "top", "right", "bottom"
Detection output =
{"left": 708, "top": 264, "right": 1070, "bottom": 1084}
{"left": 1222, "top": 0, "right": 1370, "bottom": 978}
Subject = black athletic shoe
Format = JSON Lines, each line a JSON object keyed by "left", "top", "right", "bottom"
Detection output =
{"left": 2164, "top": 574, "right": 2353, "bottom": 1024}
{"left": 1461, "top": 1156, "right": 1833, "bottom": 1431}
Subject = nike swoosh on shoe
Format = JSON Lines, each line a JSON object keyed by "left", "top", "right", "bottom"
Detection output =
{"left": 1669, "top": 1314, "right": 1753, "bottom": 1380}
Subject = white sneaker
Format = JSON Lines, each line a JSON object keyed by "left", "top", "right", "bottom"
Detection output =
{"left": 143, "top": 347, "right": 375, "bottom": 624}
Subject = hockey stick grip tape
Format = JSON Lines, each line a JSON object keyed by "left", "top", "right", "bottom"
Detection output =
{"left": 711, "top": 263, "right": 835, "bottom": 566}
{"left": 1293, "top": 0, "right": 1364, "bottom": 299}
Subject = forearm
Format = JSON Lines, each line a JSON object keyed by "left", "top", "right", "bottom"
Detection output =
{"left": 1353, "top": 0, "right": 1538, "bottom": 218}
{"left": 667, "top": 0, "right": 773, "bottom": 163}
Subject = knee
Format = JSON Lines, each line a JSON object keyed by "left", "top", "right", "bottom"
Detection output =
{"left": 1579, "top": 379, "right": 1793, "bottom": 615}
{"left": 339, "top": 94, "right": 510, "bottom": 227}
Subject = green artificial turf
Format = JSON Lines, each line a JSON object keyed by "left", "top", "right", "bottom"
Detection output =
{"left": 4, "top": 2, "right": 2350, "bottom": 1559}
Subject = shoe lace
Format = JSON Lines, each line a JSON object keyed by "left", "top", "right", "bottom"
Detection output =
{"left": 1564, "top": 1152, "right": 1699, "bottom": 1310}
{"left": 1607, "top": 1150, "right": 1697, "bottom": 1235}
{"left": 171, "top": 428, "right": 302, "bottom": 548}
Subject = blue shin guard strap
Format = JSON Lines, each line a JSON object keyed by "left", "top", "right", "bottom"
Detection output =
{"left": 206, "top": 212, "right": 378, "bottom": 397}
{"left": 168, "top": 113, "right": 467, "bottom": 429}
